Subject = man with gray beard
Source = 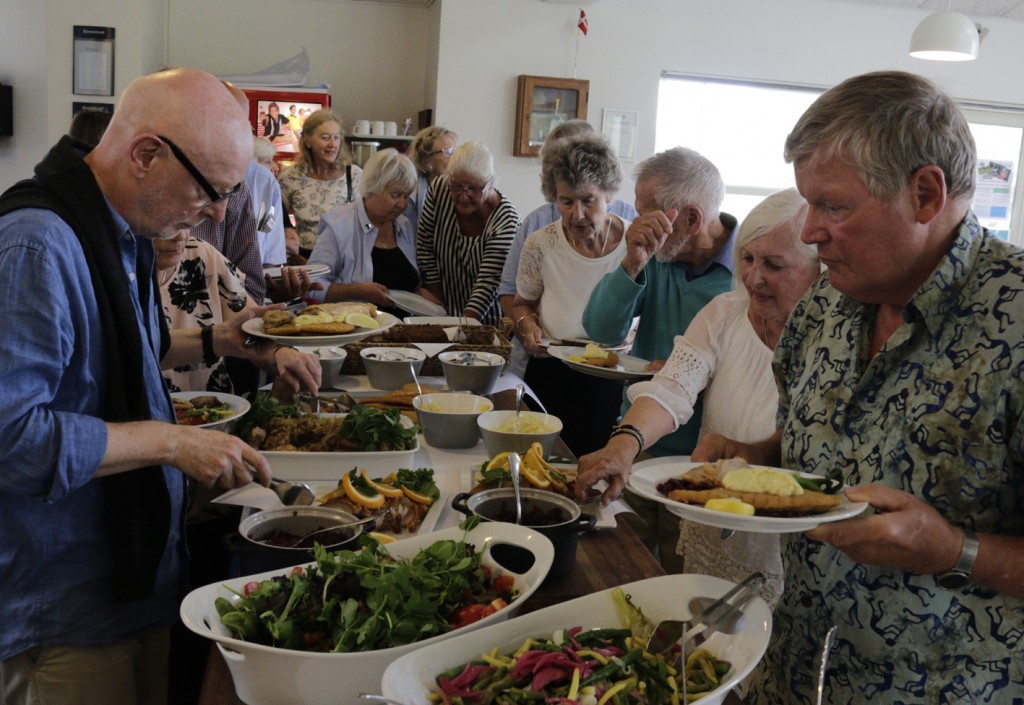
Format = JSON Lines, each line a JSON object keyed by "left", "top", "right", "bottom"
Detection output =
{"left": 583, "top": 147, "right": 737, "bottom": 458}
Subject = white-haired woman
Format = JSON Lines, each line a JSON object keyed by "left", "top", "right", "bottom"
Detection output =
{"left": 417, "top": 140, "right": 520, "bottom": 325}
{"left": 576, "top": 189, "right": 821, "bottom": 605}
{"left": 307, "top": 148, "right": 440, "bottom": 315}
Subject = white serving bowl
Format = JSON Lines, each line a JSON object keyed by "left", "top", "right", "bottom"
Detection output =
{"left": 179, "top": 523, "right": 555, "bottom": 705}
{"left": 360, "top": 346, "right": 427, "bottom": 390}
{"left": 477, "top": 409, "right": 563, "bottom": 459}
{"left": 438, "top": 350, "right": 505, "bottom": 394}
{"left": 297, "top": 345, "right": 347, "bottom": 388}
{"left": 413, "top": 392, "right": 493, "bottom": 449}
{"left": 382, "top": 573, "right": 772, "bottom": 705}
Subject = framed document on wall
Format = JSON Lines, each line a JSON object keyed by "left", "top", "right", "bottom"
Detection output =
{"left": 73, "top": 26, "right": 115, "bottom": 97}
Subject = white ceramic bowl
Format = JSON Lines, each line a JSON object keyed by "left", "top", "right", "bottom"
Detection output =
{"left": 297, "top": 345, "right": 347, "bottom": 388}
{"left": 413, "top": 392, "right": 493, "bottom": 449}
{"left": 382, "top": 573, "right": 772, "bottom": 705}
{"left": 179, "top": 523, "right": 555, "bottom": 705}
{"left": 439, "top": 350, "right": 505, "bottom": 394}
{"left": 477, "top": 409, "right": 563, "bottom": 459}
{"left": 360, "top": 346, "right": 427, "bottom": 390}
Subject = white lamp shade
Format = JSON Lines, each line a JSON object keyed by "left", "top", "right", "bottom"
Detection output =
{"left": 909, "top": 10, "right": 979, "bottom": 61}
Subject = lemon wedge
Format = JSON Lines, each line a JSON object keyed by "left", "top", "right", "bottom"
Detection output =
{"left": 704, "top": 497, "right": 756, "bottom": 515}
{"left": 345, "top": 312, "right": 379, "bottom": 329}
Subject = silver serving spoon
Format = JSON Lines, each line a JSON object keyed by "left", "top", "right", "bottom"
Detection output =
{"left": 282, "top": 515, "right": 376, "bottom": 548}
{"left": 514, "top": 383, "right": 524, "bottom": 432}
{"left": 408, "top": 361, "right": 424, "bottom": 398}
{"left": 508, "top": 451, "right": 523, "bottom": 525}
{"left": 816, "top": 625, "right": 838, "bottom": 705}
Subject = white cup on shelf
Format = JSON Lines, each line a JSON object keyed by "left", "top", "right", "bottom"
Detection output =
{"left": 354, "top": 119, "right": 370, "bottom": 135}
{"left": 371, "top": 120, "right": 385, "bottom": 135}
{"left": 384, "top": 121, "right": 398, "bottom": 136}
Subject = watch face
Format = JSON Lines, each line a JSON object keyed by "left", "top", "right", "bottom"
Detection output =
{"left": 936, "top": 571, "right": 971, "bottom": 590}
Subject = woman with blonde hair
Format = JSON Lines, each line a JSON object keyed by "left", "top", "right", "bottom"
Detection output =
{"left": 279, "top": 108, "right": 362, "bottom": 260}
{"left": 404, "top": 126, "right": 458, "bottom": 233}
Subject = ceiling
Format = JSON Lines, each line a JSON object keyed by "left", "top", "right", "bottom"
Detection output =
{"left": 846, "top": 0, "right": 1024, "bottom": 20}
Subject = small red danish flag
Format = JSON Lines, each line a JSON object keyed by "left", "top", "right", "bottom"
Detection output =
{"left": 578, "top": 9, "right": 589, "bottom": 36}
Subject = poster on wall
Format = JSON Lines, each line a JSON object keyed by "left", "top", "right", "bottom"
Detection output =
{"left": 73, "top": 26, "right": 115, "bottom": 97}
{"left": 602, "top": 109, "right": 638, "bottom": 162}
{"left": 975, "top": 158, "right": 1014, "bottom": 240}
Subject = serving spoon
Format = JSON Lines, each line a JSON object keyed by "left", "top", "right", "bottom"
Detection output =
{"left": 281, "top": 515, "right": 376, "bottom": 548}
{"left": 508, "top": 451, "right": 523, "bottom": 525}
{"left": 513, "top": 383, "right": 524, "bottom": 432}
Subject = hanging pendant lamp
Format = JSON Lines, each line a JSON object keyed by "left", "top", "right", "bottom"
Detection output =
{"left": 909, "top": 6, "right": 985, "bottom": 62}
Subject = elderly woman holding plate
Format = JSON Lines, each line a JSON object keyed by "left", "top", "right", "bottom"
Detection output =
{"left": 279, "top": 109, "right": 362, "bottom": 261}
{"left": 306, "top": 148, "right": 442, "bottom": 316}
{"left": 575, "top": 189, "right": 820, "bottom": 605}
{"left": 511, "top": 132, "right": 630, "bottom": 456}
{"left": 417, "top": 140, "right": 519, "bottom": 325}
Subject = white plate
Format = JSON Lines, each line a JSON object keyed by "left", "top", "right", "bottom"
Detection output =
{"left": 382, "top": 573, "right": 772, "bottom": 705}
{"left": 170, "top": 391, "right": 250, "bottom": 431}
{"left": 241, "top": 311, "right": 398, "bottom": 346}
{"left": 387, "top": 289, "right": 448, "bottom": 317}
{"left": 402, "top": 316, "right": 481, "bottom": 326}
{"left": 627, "top": 457, "right": 869, "bottom": 533}
{"left": 263, "top": 263, "right": 330, "bottom": 281}
{"left": 548, "top": 345, "right": 654, "bottom": 381}
{"left": 179, "top": 523, "right": 555, "bottom": 705}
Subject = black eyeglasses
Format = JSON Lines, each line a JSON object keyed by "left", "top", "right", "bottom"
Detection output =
{"left": 157, "top": 135, "right": 243, "bottom": 206}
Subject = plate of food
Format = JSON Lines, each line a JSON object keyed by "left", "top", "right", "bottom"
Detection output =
{"left": 309, "top": 467, "right": 446, "bottom": 537}
{"left": 548, "top": 344, "right": 654, "bottom": 381}
{"left": 627, "top": 456, "right": 868, "bottom": 533}
{"left": 242, "top": 303, "right": 398, "bottom": 345}
{"left": 387, "top": 289, "right": 448, "bottom": 317}
{"left": 171, "top": 391, "right": 250, "bottom": 431}
{"left": 263, "top": 263, "right": 330, "bottom": 281}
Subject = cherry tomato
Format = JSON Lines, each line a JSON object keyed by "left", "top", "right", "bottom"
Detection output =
{"left": 243, "top": 581, "right": 260, "bottom": 595}
{"left": 492, "top": 575, "right": 515, "bottom": 594}
{"left": 451, "top": 603, "right": 490, "bottom": 629}
{"left": 290, "top": 566, "right": 304, "bottom": 575}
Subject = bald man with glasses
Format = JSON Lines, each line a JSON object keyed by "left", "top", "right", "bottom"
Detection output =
{"left": 0, "top": 67, "right": 321, "bottom": 705}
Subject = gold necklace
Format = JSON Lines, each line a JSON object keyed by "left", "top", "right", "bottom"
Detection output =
{"left": 571, "top": 220, "right": 612, "bottom": 258}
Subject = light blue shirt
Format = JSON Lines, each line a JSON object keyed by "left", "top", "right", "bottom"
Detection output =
{"left": 244, "top": 161, "right": 287, "bottom": 265}
{"left": 307, "top": 197, "right": 418, "bottom": 303}
{"left": 0, "top": 206, "right": 185, "bottom": 657}
{"left": 400, "top": 173, "right": 431, "bottom": 240}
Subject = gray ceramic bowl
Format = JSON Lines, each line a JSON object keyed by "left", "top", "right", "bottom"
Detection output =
{"left": 439, "top": 350, "right": 505, "bottom": 394}
{"left": 477, "top": 409, "right": 563, "bottom": 459}
{"left": 298, "top": 345, "right": 348, "bottom": 389}
{"left": 360, "top": 347, "right": 426, "bottom": 390}
{"left": 413, "top": 392, "right": 494, "bottom": 449}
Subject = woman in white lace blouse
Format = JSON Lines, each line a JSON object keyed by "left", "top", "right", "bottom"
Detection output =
{"left": 576, "top": 188, "right": 820, "bottom": 605}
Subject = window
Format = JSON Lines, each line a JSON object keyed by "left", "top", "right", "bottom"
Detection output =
{"left": 656, "top": 74, "right": 1024, "bottom": 245}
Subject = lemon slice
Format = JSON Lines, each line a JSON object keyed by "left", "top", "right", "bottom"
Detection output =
{"left": 401, "top": 484, "right": 435, "bottom": 505}
{"left": 485, "top": 451, "right": 512, "bottom": 473}
{"left": 365, "top": 475, "right": 403, "bottom": 498}
{"left": 704, "top": 497, "right": 756, "bottom": 516}
{"left": 345, "top": 312, "right": 379, "bottom": 329}
{"left": 368, "top": 531, "right": 396, "bottom": 544}
{"left": 342, "top": 470, "right": 386, "bottom": 509}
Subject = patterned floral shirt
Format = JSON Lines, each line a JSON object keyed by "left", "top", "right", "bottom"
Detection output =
{"left": 160, "top": 238, "right": 250, "bottom": 394}
{"left": 753, "top": 211, "right": 1024, "bottom": 704}
{"left": 279, "top": 163, "right": 362, "bottom": 251}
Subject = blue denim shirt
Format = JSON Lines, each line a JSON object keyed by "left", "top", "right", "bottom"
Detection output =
{"left": 0, "top": 206, "right": 185, "bottom": 657}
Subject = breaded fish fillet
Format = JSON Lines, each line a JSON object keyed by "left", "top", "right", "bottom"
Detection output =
{"left": 666, "top": 487, "right": 841, "bottom": 517}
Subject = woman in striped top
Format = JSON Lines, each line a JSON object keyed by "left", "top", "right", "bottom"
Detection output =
{"left": 416, "top": 140, "right": 520, "bottom": 325}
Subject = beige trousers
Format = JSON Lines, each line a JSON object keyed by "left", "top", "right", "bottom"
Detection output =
{"left": 0, "top": 627, "right": 169, "bottom": 705}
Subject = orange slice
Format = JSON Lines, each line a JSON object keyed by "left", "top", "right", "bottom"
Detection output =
{"left": 485, "top": 451, "right": 512, "bottom": 473}
{"left": 342, "top": 470, "right": 385, "bottom": 509}
{"left": 520, "top": 459, "right": 551, "bottom": 489}
{"left": 368, "top": 531, "right": 396, "bottom": 544}
{"left": 401, "top": 484, "right": 435, "bottom": 505}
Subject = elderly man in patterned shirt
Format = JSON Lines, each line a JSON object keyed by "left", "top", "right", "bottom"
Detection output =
{"left": 694, "top": 71, "right": 1024, "bottom": 704}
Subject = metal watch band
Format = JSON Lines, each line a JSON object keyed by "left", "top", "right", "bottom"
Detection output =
{"left": 934, "top": 529, "right": 979, "bottom": 589}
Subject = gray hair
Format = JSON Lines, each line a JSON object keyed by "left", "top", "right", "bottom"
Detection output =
{"left": 296, "top": 108, "right": 352, "bottom": 172}
{"left": 785, "top": 70, "right": 976, "bottom": 200}
{"left": 253, "top": 136, "right": 277, "bottom": 163}
{"left": 539, "top": 119, "right": 594, "bottom": 159}
{"left": 540, "top": 132, "right": 622, "bottom": 203}
{"left": 734, "top": 188, "right": 817, "bottom": 267}
{"left": 634, "top": 147, "right": 724, "bottom": 221}
{"left": 448, "top": 140, "right": 495, "bottom": 184}
{"left": 360, "top": 148, "right": 417, "bottom": 197}
{"left": 410, "top": 126, "right": 459, "bottom": 172}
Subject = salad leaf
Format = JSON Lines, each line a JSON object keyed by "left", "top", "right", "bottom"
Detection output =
{"left": 393, "top": 468, "right": 441, "bottom": 501}
{"left": 792, "top": 468, "right": 843, "bottom": 495}
{"left": 339, "top": 405, "right": 418, "bottom": 451}
{"left": 611, "top": 587, "right": 655, "bottom": 642}
{"left": 234, "top": 392, "right": 298, "bottom": 440}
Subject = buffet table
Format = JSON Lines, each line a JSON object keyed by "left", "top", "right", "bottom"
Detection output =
{"left": 195, "top": 375, "right": 674, "bottom": 705}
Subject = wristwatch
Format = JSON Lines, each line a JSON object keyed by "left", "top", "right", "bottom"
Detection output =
{"left": 934, "top": 529, "right": 979, "bottom": 590}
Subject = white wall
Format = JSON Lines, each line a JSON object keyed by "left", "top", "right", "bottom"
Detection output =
{"left": 166, "top": 0, "right": 431, "bottom": 133}
{"left": 434, "top": 0, "right": 1024, "bottom": 214}
{"left": 0, "top": 1, "right": 50, "bottom": 187}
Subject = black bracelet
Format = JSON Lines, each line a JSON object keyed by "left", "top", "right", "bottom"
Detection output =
{"left": 610, "top": 424, "right": 644, "bottom": 460}
{"left": 201, "top": 325, "right": 217, "bottom": 366}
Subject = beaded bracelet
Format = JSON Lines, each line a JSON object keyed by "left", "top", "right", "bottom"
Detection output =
{"left": 200, "top": 325, "right": 217, "bottom": 366}
{"left": 610, "top": 423, "right": 645, "bottom": 460}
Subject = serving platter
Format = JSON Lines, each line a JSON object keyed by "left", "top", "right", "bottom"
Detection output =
{"left": 241, "top": 311, "right": 398, "bottom": 346}
{"left": 627, "top": 456, "right": 869, "bottom": 533}
{"left": 307, "top": 479, "right": 448, "bottom": 538}
{"left": 387, "top": 289, "right": 448, "bottom": 317}
{"left": 547, "top": 345, "right": 654, "bottom": 381}
{"left": 170, "top": 390, "right": 250, "bottom": 431}
{"left": 179, "top": 523, "right": 555, "bottom": 705}
{"left": 381, "top": 573, "right": 771, "bottom": 705}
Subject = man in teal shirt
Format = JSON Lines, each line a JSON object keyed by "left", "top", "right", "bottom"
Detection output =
{"left": 583, "top": 147, "right": 737, "bottom": 457}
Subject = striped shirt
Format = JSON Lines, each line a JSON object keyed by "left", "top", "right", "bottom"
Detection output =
{"left": 416, "top": 174, "right": 519, "bottom": 325}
